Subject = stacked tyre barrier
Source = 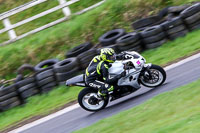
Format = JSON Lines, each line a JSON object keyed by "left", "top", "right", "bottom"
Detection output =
{"left": 0, "top": 84, "right": 21, "bottom": 111}
{"left": 98, "top": 29, "right": 126, "bottom": 47}
{"left": 161, "top": 17, "right": 188, "bottom": 40}
{"left": 16, "top": 76, "right": 39, "bottom": 100}
{"left": 54, "top": 58, "right": 79, "bottom": 85}
{"left": 65, "top": 42, "right": 93, "bottom": 58}
{"left": 140, "top": 25, "right": 167, "bottom": 49}
{"left": 116, "top": 32, "right": 143, "bottom": 52}
{"left": 1, "top": 2, "right": 200, "bottom": 112}
{"left": 35, "top": 59, "right": 59, "bottom": 93}
{"left": 180, "top": 3, "right": 200, "bottom": 31}
{"left": 130, "top": 2, "right": 200, "bottom": 48}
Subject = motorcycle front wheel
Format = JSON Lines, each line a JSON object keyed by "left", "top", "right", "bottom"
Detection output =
{"left": 78, "top": 87, "right": 109, "bottom": 112}
{"left": 140, "top": 64, "right": 166, "bottom": 88}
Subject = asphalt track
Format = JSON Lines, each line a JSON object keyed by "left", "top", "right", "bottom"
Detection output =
{"left": 20, "top": 55, "right": 200, "bottom": 133}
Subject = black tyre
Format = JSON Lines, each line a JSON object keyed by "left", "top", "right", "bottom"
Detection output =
{"left": 145, "top": 39, "right": 167, "bottom": 49}
{"left": 117, "top": 41, "right": 141, "bottom": 51}
{"left": 15, "top": 74, "right": 24, "bottom": 83}
{"left": 143, "top": 32, "right": 166, "bottom": 44}
{"left": 54, "top": 58, "right": 78, "bottom": 73}
{"left": 166, "top": 25, "right": 186, "bottom": 35}
{"left": 35, "top": 59, "right": 59, "bottom": 72}
{"left": 140, "top": 25, "right": 163, "bottom": 38}
{"left": 65, "top": 42, "right": 93, "bottom": 58}
{"left": 135, "top": 27, "right": 148, "bottom": 33}
{"left": 56, "top": 67, "right": 79, "bottom": 82}
{"left": 40, "top": 82, "right": 57, "bottom": 93}
{"left": 168, "top": 30, "right": 188, "bottom": 40}
{"left": 180, "top": 3, "right": 200, "bottom": 18}
{"left": 116, "top": 32, "right": 140, "bottom": 46}
{"left": 99, "top": 29, "right": 126, "bottom": 46}
{"left": 158, "top": 7, "right": 169, "bottom": 17}
{"left": 37, "top": 76, "right": 55, "bottom": 87}
{"left": 0, "top": 100, "right": 21, "bottom": 111}
{"left": 0, "top": 84, "right": 17, "bottom": 96}
{"left": 36, "top": 69, "right": 54, "bottom": 81}
{"left": 184, "top": 11, "right": 200, "bottom": 25}
{"left": 78, "top": 87, "right": 109, "bottom": 112}
{"left": 17, "top": 64, "right": 36, "bottom": 76}
{"left": 15, "top": 77, "right": 35, "bottom": 88}
{"left": 0, "top": 91, "right": 18, "bottom": 102}
{"left": 0, "top": 97, "right": 19, "bottom": 107}
{"left": 131, "top": 15, "right": 161, "bottom": 30}
{"left": 20, "top": 88, "right": 39, "bottom": 99}
{"left": 127, "top": 45, "right": 143, "bottom": 53}
{"left": 189, "top": 22, "right": 200, "bottom": 31}
{"left": 140, "top": 64, "right": 166, "bottom": 88}
{"left": 18, "top": 83, "right": 37, "bottom": 92}
{"left": 161, "top": 17, "right": 183, "bottom": 30}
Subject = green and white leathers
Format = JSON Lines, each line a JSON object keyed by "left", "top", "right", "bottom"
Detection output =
{"left": 85, "top": 48, "right": 116, "bottom": 79}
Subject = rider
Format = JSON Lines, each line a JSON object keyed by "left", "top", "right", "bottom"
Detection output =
{"left": 85, "top": 48, "right": 126, "bottom": 97}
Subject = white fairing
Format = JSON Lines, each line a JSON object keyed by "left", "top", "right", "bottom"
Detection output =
{"left": 108, "top": 51, "right": 146, "bottom": 89}
{"left": 108, "top": 61, "right": 124, "bottom": 74}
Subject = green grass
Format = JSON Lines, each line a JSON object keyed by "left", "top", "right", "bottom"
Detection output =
{"left": 0, "top": 0, "right": 199, "bottom": 79}
{"left": 75, "top": 79, "right": 200, "bottom": 133}
{"left": 0, "top": 85, "right": 82, "bottom": 131}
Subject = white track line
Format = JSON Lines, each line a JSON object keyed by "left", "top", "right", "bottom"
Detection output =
{"left": 164, "top": 52, "right": 200, "bottom": 71}
{"left": 8, "top": 104, "right": 79, "bottom": 133}
{"left": 9, "top": 52, "right": 200, "bottom": 133}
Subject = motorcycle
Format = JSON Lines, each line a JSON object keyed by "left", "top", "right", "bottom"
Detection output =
{"left": 66, "top": 51, "right": 166, "bottom": 112}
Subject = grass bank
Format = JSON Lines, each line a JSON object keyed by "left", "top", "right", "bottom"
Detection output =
{"left": 0, "top": 0, "right": 199, "bottom": 79}
{"left": 0, "top": 28, "right": 200, "bottom": 131}
{"left": 75, "top": 79, "right": 200, "bottom": 133}
{"left": 0, "top": 0, "right": 102, "bottom": 42}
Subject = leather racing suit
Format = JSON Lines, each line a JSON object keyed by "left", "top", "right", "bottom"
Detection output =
{"left": 85, "top": 55, "right": 125, "bottom": 95}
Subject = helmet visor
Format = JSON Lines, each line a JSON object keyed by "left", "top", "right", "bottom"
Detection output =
{"left": 107, "top": 54, "right": 116, "bottom": 62}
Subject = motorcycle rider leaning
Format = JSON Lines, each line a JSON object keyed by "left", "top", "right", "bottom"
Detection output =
{"left": 85, "top": 48, "right": 126, "bottom": 97}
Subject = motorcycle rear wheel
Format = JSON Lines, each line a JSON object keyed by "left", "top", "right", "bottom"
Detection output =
{"left": 140, "top": 64, "right": 166, "bottom": 88}
{"left": 78, "top": 87, "right": 109, "bottom": 112}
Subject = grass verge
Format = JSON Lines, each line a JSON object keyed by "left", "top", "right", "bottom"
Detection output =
{"left": 0, "top": 28, "right": 200, "bottom": 131}
{"left": 75, "top": 79, "right": 200, "bottom": 133}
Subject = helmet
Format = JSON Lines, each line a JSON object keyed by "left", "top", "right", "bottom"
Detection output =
{"left": 100, "top": 48, "right": 116, "bottom": 63}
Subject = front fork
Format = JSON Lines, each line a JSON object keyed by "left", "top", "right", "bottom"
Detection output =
{"left": 141, "top": 63, "right": 152, "bottom": 79}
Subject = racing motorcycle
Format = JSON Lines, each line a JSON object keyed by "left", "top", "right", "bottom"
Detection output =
{"left": 66, "top": 51, "right": 166, "bottom": 112}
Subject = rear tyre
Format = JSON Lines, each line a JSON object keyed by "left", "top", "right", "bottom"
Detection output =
{"left": 140, "top": 64, "right": 166, "bottom": 88}
{"left": 78, "top": 88, "right": 109, "bottom": 112}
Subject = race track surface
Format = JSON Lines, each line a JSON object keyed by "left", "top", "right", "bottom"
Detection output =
{"left": 21, "top": 56, "right": 200, "bottom": 133}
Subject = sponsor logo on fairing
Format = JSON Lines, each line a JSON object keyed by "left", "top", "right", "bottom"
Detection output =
{"left": 89, "top": 83, "right": 101, "bottom": 88}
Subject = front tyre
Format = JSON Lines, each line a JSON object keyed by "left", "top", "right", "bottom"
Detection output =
{"left": 78, "top": 87, "right": 109, "bottom": 112}
{"left": 140, "top": 64, "right": 166, "bottom": 88}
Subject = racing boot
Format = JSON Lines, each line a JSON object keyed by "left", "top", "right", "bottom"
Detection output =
{"left": 98, "top": 85, "right": 114, "bottom": 98}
